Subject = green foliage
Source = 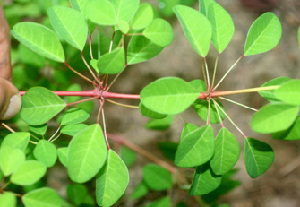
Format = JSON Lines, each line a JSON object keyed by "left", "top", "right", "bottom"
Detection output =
{"left": 140, "top": 103, "right": 167, "bottom": 119}
{"left": 199, "top": 0, "right": 215, "bottom": 16}
{"left": 193, "top": 99, "right": 225, "bottom": 124}
{"left": 33, "top": 140, "right": 57, "bottom": 168}
{"left": 121, "top": 147, "right": 136, "bottom": 167}
{"left": 259, "top": 77, "right": 290, "bottom": 101}
{"left": 22, "top": 187, "right": 62, "bottom": 207}
{"left": 130, "top": 181, "right": 149, "bottom": 200}
{"left": 0, "top": 192, "right": 17, "bottom": 207}
{"left": 0, "top": 146, "right": 25, "bottom": 176}
{"left": 244, "top": 138, "right": 274, "bottom": 178}
{"left": 61, "top": 108, "right": 90, "bottom": 125}
{"left": 131, "top": 3, "right": 153, "bottom": 30}
{"left": 244, "top": 13, "right": 282, "bottom": 56}
{"left": 275, "top": 80, "right": 300, "bottom": 105}
{"left": 273, "top": 117, "right": 300, "bottom": 140}
{"left": 144, "top": 197, "right": 171, "bottom": 207}
{"left": 113, "top": 0, "right": 139, "bottom": 23}
{"left": 96, "top": 47, "right": 125, "bottom": 74}
{"left": 57, "top": 147, "right": 68, "bottom": 167}
{"left": 145, "top": 115, "right": 174, "bottom": 130}
{"left": 85, "top": 0, "right": 116, "bottom": 26}
{"left": 1, "top": 132, "right": 30, "bottom": 151}
{"left": 29, "top": 124, "right": 47, "bottom": 135}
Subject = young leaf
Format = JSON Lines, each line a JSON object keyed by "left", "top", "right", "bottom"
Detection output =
{"left": 11, "top": 160, "right": 47, "bottom": 185}
{"left": 142, "top": 164, "right": 173, "bottom": 191}
{"left": 30, "top": 124, "right": 47, "bottom": 135}
{"left": 97, "top": 47, "right": 125, "bottom": 74}
{"left": 193, "top": 99, "right": 226, "bottom": 124}
{"left": 244, "top": 137, "right": 274, "bottom": 178}
{"left": 85, "top": 0, "right": 117, "bottom": 26}
{"left": 116, "top": 20, "right": 130, "bottom": 34}
{"left": 96, "top": 150, "right": 129, "bottom": 207}
{"left": 61, "top": 108, "right": 90, "bottom": 125}
{"left": 189, "top": 163, "right": 222, "bottom": 195}
{"left": 244, "top": 12, "right": 282, "bottom": 56}
{"left": 61, "top": 124, "right": 88, "bottom": 136}
{"left": 140, "top": 77, "right": 199, "bottom": 115}
{"left": 189, "top": 79, "right": 207, "bottom": 92}
{"left": 48, "top": 6, "right": 88, "bottom": 50}
{"left": 251, "top": 103, "right": 298, "bottom": 134}
{"left": 12, "top": 22, "right": 64, "bottom": 62}
{"left": 143, "top": 18, "right": 174, "bottom": 47}
{"left": 0, "top": 147, "right": 25, "bottom": 176}
{"left": 140, "top": 103, "right": 167, "bottom": 119}
{"left": 129, "top": 181, "right": 149, "bottom": 200}
{"left": 127, "top": 35, "right": 163, "bottom": 65}
{"left": 0, "top": 192, "right": 16, "bottom": 207}
{"left": 199, "top": 0, "right": 216, "bottom": 16}
{"left": 210, "top": 128, "right": 240, "bottom": 175}
{"left": 112, "top": 0, "right": 140, "bottom": 23}
{"left": 275, "top": 80, "right": 300, "bottom": 106}
{"left": 131, "top": 3, "right": 154, "bottom": 30}
{"left": 57, "top": 147, "right": 68, "bottom": 167}
{"left": 145, "top": 116, "right": 174, "bottom": 131}
{"left": 22, "top": 187, "right": 62, "bottom": 207}
{"left": 66, "top": 184, "right": 88, "bottom": 206}
{"left": 207, "top": 3, "right": 235, "bottom": 53}
{"left": 144, "top": 197, "right": 171, "bottom": 207}
{"left": 175, "top": 125, "right": 214, "bottom": 167}
{"left": 21, "top": 87, "right": 66, "bottom": 125}
{"left": 174, "top": 5, "right": 212, "bottom": 57}
{"left": 259, "top": 77, "right": 290, "bottom": 101}
{"left": 1, "top": 132, "right": 30, "bottom": 151}
{"left": 121, "top": 147, "right": 136, "bottom": 167}
{"left": 67, "top": 125, "right": 107, "bottom": 183}
{"left": 33, "top": 140, "right": 57, "bottom": 168}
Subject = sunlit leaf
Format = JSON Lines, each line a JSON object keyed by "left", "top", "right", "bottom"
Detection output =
{"left": 275, "top": 80, "right": 300, "bottom": 106}
{"left": 189, "top": 79, "right": 206, "bottom": 92}
{"left": 61, "top": 124, "right": 88, "bottom": 136}
{"left": 33, "top": 140, "right": 57, "bottom": 168}
{"left": 131, "top": 3, "right": 153, "bottom": 30}
{"left": 0, "top": 192, "right": 16, "bottom": 207}
{"left": 1, "top": 132, "right": 30, "bottom": 151}
{"left": 57, "top": 147, "right": 68, "bottom": 167}
{"left": 61, "top": 108, "right": 90, "bottom": 125}
{"left": 85, "top": 0, "right": 116, "bottom": 26}
{"left": 22, "top": 187, "right": 62, "bottom": 207}
{"left": 97, "top": 47, "right": 125, "bottom": 74}
{"left": 0, "top": 146, "right": 25, "bottom": 176}
{"left": 273, "top": 117, "right": 300, "bottom": 140}
{"left": 259, "top": 77, "right": 290, "bottom": 101}
{"left": 29, "top": 124, "right": 47, "bottom": 135}
{"left": 199, "top": 0, "right": 215, "bottom": 16}
{"left": 193, "top": 99, "right": 226, "bottom": 124}
{"left": 112, "top": 0, "right": 139, "bottom": 23}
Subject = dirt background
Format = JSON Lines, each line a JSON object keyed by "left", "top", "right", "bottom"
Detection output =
{"left": 101, "top": 0, "right": 300, "bottom": 206}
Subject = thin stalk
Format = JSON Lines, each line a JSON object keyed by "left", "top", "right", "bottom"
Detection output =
{"left": 101, "top": 108, "right": 110, "bottom": 149}
{"left": 211, "top": 85, "right": 279, "bottom": 97}
{"left": 212, "top": 99, "right": 225, "bottom": 127}
{"left": 1, "top": 123, "right": 15, "bottom": 133}
{"left": 203, "top": 57, "right": 211, "bottom": 90}
{"left": 29, "top": 140, "right": 38, "bottom": 144}
{"left": 214, "top": 101, "right": 247, "bottom": 138}
{"left": 50, "top": 133, "right": 61, "bottom": 143}
{"left": 202, "top": 60, "right": 208, "bottom": 88}
{"left": 106, "top": 99, "right": 139, "bottom": 109}
{"left": 89, "top": 34, "right": 94, "bottom": 60}
{"left": 125, "top": 33, "right": 143, "bottom": 36}
{"left": 64, "top": 62, "right": 96, "bottom": 86}
{"left": 48, "top": 125, "right": 61, "bottom": 142}
{"left": 97, "top": 99, "right": 105, "bottom": 124}
{"left": 211, "top": 54, "right": 219, "bottom": 89}
{"left": 213, "top": 55, "right": 244, "bottom": 91}
{"left": 81, "top": 52, "right": 100, "bottom": 84}
{"left": 206, "top": 98, "right": 211, "bottom": 125}
{"left": 219, "top": 97, "right": 258, "bottom": 112}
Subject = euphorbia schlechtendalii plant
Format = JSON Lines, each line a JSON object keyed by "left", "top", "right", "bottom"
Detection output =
{"left": 0, "top": 0, "right": 299, "bottom": 206}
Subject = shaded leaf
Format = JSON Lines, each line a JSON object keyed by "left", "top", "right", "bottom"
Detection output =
{"left": 158, "top": 142, "right": 178, "bottom": 160}
{"left": 273, "top": 116, "right": 300, "bottom": 140}
{"left": 129, "top": 181, "right": 149, "bottom": 200}
{"left": 30, "top": 124, "right": 47, "bottom": 135}
{"left": 193, "top": 99, "right": 226, "bottom": 124}
{"left": 145, "top": 116, "right": 174, "bottom": 131}
{"left": 66, "top": 184, "right": 88, "bottom": 206}
{"left": 144, "top": 197, "right": 171, "bottom": 207}
{"left": 121, "top": 147, "right": 136, "bottom": 167}
{"left": 140, "top": 103, "right": 167, "bottom": 119}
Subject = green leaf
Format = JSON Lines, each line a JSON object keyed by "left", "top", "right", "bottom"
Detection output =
{"left": 273, "top": 117, "right": 300, "bottom": 140}
{"left": 116, "top": 20, "right": 130, "bottom": 34}
{"left": 129, "top": 181, "right": 149, "bottom": 200}
{"left": 96, "top": 150, "right": 129, "bottom": 207}
{"left": 193, "top": 99, "right": 226, "bottom": 124}
{"left": 21, "top": 87, "right": 66, "bottom": 125}
{"left": 189, "top": 162, "right": 222, "bottom": 195}
{"left": 175, "top": 125, "right": 214, "bottom": 167}
{"left": 0, "top": 147, "right": 25, "bottom": 176}
{"left": 199, "top": 0, "right": 215, "bottom": 16}
{"left": 244, "top": 12, "right": 282, "bottom": 56}
{"left": 141, "top": 77, "right": 199, "bottom": 115}
{"left": 181, "top": 123, "right": 199, "bottom": 139}
{"left": 251, "top": 103, "right": 298, "bottom": 134}
{"left": 140, "top": 103, "right": 167, "bottom": 119}
{"left": 142, "top": 164, "right": 173, "bottom": 191}
{"left": 0, "top": 170, "right": 3, "bottom": 181}
{"left": 145, "top": 116, "right": 174, "bottom": 131}
{"left": 65, "top": 84, "right": 81, "bottom": 103}
{"left": 259, "top": 77, "right": 290, "bottom": 101}
{"left": 30, "top": 124, "right": 47, "bottom": 135}
{"left": 33, "top": 140, "right": 57, "bottom": 168}
{"left": 12, "top": 22, "right": 64, "bottom": 62}
{"left": 97, "top": 47, "right": 125, "bottom": 74}
{"left": 143, "top": 18, "right": 174, "bottom": 47}
{"left": 275, "top": 80, "right": 300, "bottom": 106}
{"left": 121, "top": 147, "right": 136, "bottom": 167}
{"left": 66, "top": 184, "right": 88, "bottom": 206}
{"left": 57, "top": 147, "right": 68, "bottom": 167}
{"left": 112, "top": 0, "right": 140, "bottom": 23}
{"left": 67, "top": 125, "right": 107, "bottom": 183}
{"left": 61, "top": 124, "right": 88, "bottom": 136}
{"left": 61, "top": 108, "right": 90, "bottom": 125}
{"left": 158, "top": 142, "right": 178, "bottom": 160}
{"left": 210, "top": 128, "right": 240, "bottom": 175}
{"left": 1, "top": 132, "right": 30, "bottom": 151}
{"left": 131, "top": 3, "right": 153, "bottom": 30}
{"left": 19, "top": 44, "right": 46, "bottom": 67}
{"left": 48, "top": 6, "right": 88, "bottom": 50}
{"left": 174, "top": 5, "right": 212, "bottom": 57}
{"left": 85, "top": 0, "right": 116, "bottom": 26}
{"left": 144, "top": 197, "right": 171, "bottom": 207}
{"left": 207, "top": 3, "right": 235, "bottom": 53}
{"left": 244, "top": 138, "right": 274, "bottom": 178}
{"left": 127, "top": 35, "right": 163, "bottom": 65}
{"left": 11, "top": 160, "right": 47, "bottom": 185}
{"left": 189, "top": 79, "right": 207, "bottom": 92}
{"left": 22, "top": 187, "right": 62, "bottom": 207}
{"left": 0, "top": 192, "right": 17, "bottom": 207}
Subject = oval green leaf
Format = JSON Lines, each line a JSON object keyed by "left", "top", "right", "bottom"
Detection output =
{"left": 0, "top": 192, "right": 16, "bottom": 207}
{"left": 61, "top": 108, "right": 90, "bottom": 125}
{"left": 67, "top": 124, "right": 107, "bottom": 183}
{"left": 174, "top": 5, "right": 212, "bottom": 57}
{"left": 139, "top": 103, "right": 167, "bottom": 119}
{"left": 244, "top": 12, "right": 282, "bottom": 56}
{"left": 259, "top": 77, "right": 290, "bottom": 101}
{"left": 129, "top": 181, "right": 149, "bottom": 200}
{"left": 12, "top": 22, "right": 64, "bottom": 62}
{"left": 275, "top": 80, "right": 300, "bottom": 106}
{"left": 207, "top": 3, "right": 235, "bottom": 53}
{"left": 57, "top": 147, "right": 68, "bottom": 167}
{"left": 251, "top": 103, "right": 298, "bottom": 134}
{"left": 193, "top": 99, "right": 226, "bottom": 124}
{"left": 131, "top": 3, "right": 153, "bottom": 30}
{"left": 144, "top": 197, "right": 171, "bottom": 207}
{"left": 112, "top": 0, "right": 140, "bottom": 23}
{"left": 210, "top": 128, "right": 240, "bottom": 175}
{"left": 21, "top": 87, "right": 66, "bottom": 125}
{"left": 199, "top": 0, "right": 216, "bottom": 16}
{"left": 61, "top": 124, "right": 88, "bottom": 136}
{"left": 30, "top": 124, "right": 47, "bottom": 135}
{"left": 33, "top": 140, "right": 57, "bottom": 168}
{"left": 143, "top": 18, "right": 174, "bottom": 47}
{"left": 97, "top": 47, "right": 125, "bottom": 74}
{"left": 11, "top": 160, "right": 47, "bottom": 185}
{"left": 2, "top": 132, "right": 30, "bottom": 151}
{"left": 22, "top": 187, "right": 62, "bottom": 207}
{"left": 145, "top": 116, "right": 174, "bottom": 131}
{"left": 175, "top": 125, "right": 214, "bottom": 167}
{"left": 0, "top": 146, "right": 25, "bottom": 176}
{"left": 141, "top": 77, "right": 199, "bottom": 115}
{"left": 96, "top": 150, "right": 129, "bottom": 207}
{"left": 48, "top": 6, "right": 88, "bottom": 50}
{"left": 244, "top": 137, "right": 274, "bottom": 178}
